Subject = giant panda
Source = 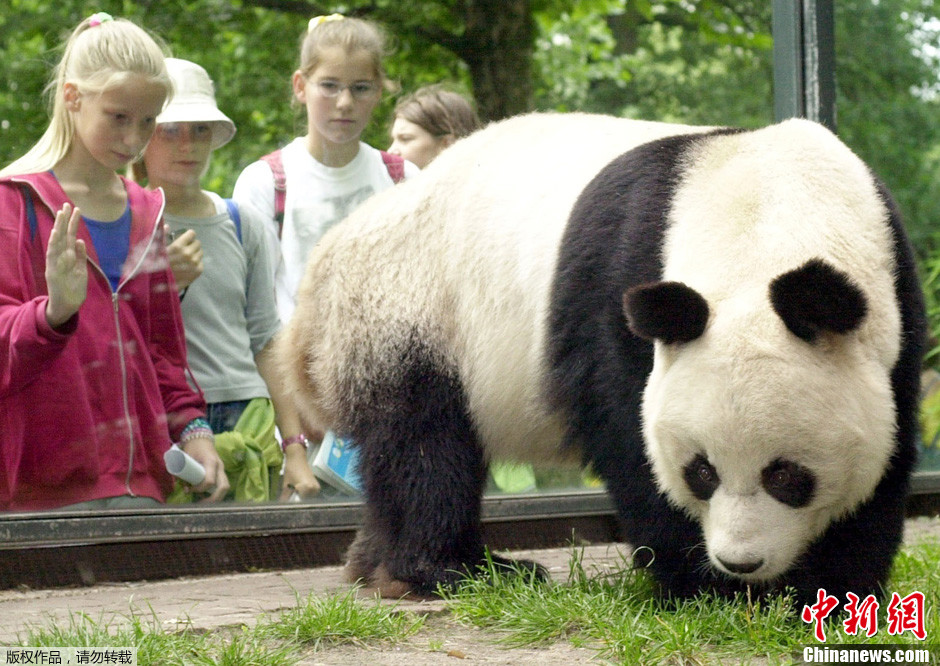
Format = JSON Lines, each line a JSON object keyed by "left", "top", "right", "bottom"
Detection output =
{"left": 276, "top": 112, "right": 926, "bottom": 605}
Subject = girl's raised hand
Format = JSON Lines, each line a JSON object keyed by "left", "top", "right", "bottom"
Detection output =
{"left": 45, "top": 203, "right": 88, "bottom": 328}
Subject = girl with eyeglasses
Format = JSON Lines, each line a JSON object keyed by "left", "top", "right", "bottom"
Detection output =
{"left": 233, "top": 15, "right": 419, "bottom": 327}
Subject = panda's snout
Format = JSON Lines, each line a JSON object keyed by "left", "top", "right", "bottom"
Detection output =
{"left": 716, "top": 556, "right": 764, "bottom": 575}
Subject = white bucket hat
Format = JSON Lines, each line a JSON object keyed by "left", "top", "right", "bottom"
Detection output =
{"left": 158, "top": 58, "right": 236, "bottom": 149}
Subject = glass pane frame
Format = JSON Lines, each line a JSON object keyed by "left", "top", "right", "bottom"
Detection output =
{"left": 4, "top": 0, "right": 939, "bottom": 584}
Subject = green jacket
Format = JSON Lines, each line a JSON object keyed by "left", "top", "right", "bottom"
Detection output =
{"left": 168, "top": 398, "right": 283, "bottom": 503}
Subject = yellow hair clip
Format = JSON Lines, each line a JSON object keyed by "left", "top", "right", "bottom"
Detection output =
{"left": 88, "top": 12, "right": 114, "bottom": 27}
{"left": 308, "top": 13, "right": 344, "bottom": 32}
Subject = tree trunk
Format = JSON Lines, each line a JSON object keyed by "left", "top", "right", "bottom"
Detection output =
{"left": 458, "top": 0, "right": 535, "bottom": 122}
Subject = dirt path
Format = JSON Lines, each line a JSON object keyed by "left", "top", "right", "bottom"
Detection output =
{"left": 0, "top": 518, "right": 937, "bottom": 665}
{"left": 292, "top": 614, "right": 602, "bottom": 665}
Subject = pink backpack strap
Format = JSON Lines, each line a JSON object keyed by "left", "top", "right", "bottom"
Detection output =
{"left": 260, "top": 150, "right": 286, "bottom": 235}
{"left": 380, "top": 150, "right": 406, "bottom": 184}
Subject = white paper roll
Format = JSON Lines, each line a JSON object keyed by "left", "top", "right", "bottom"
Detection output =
{"left": 164, "top": 444, "right": 206, "bottom": 486}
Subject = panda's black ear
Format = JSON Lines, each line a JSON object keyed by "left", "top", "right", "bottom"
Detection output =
{"left": 769, "top": 259, "right": 868, "bottom": 343}
{"left": 623, "top": 281, "right": 709, "bottom": 343}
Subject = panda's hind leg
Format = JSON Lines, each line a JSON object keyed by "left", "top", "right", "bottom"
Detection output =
{"left": 354, "top": 409, "right": 489, "bottom": 597}
{"left": 350, "top": 347, "right": 538, "bottom": 597}
{"left": 343, "top": 515, "right": 386, "bottom": 585}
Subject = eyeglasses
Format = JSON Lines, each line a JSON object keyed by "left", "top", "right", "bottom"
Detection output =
{"left": 314, "top": 80, "right": 380, "bottom": 101}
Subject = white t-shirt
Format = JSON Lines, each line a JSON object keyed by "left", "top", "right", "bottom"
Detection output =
{"left": 232, "top": 138, "right": 419, "bottom": 323}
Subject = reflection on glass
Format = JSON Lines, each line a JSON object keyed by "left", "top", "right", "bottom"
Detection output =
{"left": 6, "top": 4, "right": 940, "bottom": 535}
{"left": 918, "top": 370, "right": 940, "bottom": 473}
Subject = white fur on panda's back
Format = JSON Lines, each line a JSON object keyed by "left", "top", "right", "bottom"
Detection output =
{"left": 284, "top": 113, "right": 706, "bottom": 460}
{"left": 430, "top": 114, "right": 706, "bottom": 461}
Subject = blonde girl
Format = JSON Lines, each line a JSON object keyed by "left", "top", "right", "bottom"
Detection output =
{"left": 0, "top": 14, "right": 228, "bottom": 511}
{"left": 233, "top": 14, "right": 419, "bottom": 327}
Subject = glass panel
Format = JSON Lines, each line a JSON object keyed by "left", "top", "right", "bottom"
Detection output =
{"left": 5, "top": 2, "right": 937, "bottom": 539}
{"left": 831, "top": 1, "right": 940, "bottom": 481}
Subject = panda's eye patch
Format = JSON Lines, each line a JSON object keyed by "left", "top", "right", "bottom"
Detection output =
{"left": 683, "top": 454, "right": 720, "bottom": 500}
{"left": 762, "top": 459, "right": 816, "bottom": 508}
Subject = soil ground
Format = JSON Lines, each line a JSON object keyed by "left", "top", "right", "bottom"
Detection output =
{"left": 1, "top": 517, "right": 938, "bottom": 665}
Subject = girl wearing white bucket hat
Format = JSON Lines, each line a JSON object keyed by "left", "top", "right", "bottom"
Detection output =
{"left": 136, "top": 58, "right": 320, "bottom": 501}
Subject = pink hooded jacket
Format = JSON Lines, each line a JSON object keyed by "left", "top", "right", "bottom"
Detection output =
{"left": 0, "top": 172, "right": 207, "bottom": 511}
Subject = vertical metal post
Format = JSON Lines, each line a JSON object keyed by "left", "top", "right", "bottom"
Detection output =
{"left": 772, "top": 0, "right": 836, "bottom": 132}
{"left": 773, "top": 0, "right": 804, "bottom": 122}
{"left": 803, "top": 0, "right": 836, "bottom": 131}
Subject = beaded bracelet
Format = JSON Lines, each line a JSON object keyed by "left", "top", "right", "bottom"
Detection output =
{"left": 181, "top": 418, "right": 213, "bottom": 444}
{"left": 281, "top": 433, "right": 310, "bottom": 453}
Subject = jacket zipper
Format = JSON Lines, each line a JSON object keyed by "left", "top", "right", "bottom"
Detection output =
{"left": 85, "top": 259, "right": 137, "bottom": 497}
{"left": 111, "top": 289, "right": 137, "bottom": 496}
{"left": 112, "top": 217, "right": 164, "bottom": 496}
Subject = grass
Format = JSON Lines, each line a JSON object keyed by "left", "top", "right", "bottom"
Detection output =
{"left": 10, "top": 538, "right": 940, "bottom": 665}
{"left": 18, "top": 613, "right": 299, "bottom": 666}
{"left": 441, "top": 540, "right": 940, "bottom": 665}
{"left": 14, "top": 590, "right": 424, "bottom": 666}
{"left": 258, "top": 586, "right": 425, "bottom": 650}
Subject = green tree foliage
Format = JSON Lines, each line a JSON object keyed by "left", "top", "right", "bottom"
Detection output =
{"left": 531, "top": 1, "right": 774, "bottom": 126}
{"left": 0, "top": 0, "right": 936, "bottom": 255}
{"left": 834, "top": 0, "right": 940, "bottom": 251}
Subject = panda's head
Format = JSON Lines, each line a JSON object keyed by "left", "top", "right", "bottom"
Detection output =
{"left": 624, "top": 259, "right": 898, "bottom": 583}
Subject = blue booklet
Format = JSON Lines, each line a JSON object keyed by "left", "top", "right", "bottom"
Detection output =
{"left": 311, "top": 430, "right": 362, "bottom": 495}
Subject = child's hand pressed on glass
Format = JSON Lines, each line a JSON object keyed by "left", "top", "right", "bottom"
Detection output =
{"left": 45, "top": 203, "right": 87, "bottom": 328}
